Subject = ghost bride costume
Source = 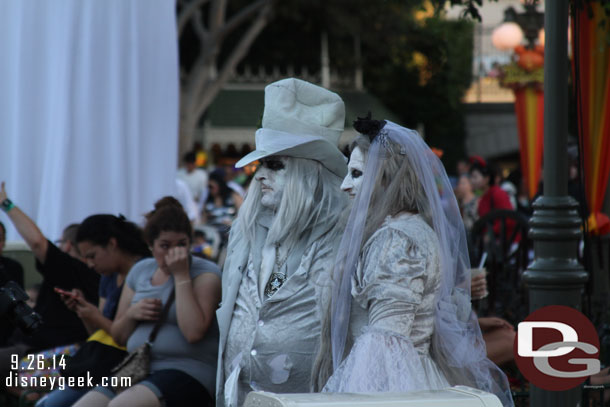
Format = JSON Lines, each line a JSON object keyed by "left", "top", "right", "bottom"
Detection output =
{"left": 314, "top": 117, "right": 513, "bottom": 407}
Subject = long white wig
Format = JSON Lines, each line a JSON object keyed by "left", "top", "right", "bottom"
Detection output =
{"left": 237, "top": 156, "right": 348, "bottom": 251}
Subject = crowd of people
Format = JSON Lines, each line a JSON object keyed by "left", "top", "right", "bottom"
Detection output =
{"left": 1, "top": 77, "right": 567, "bottom": 407}
{"left": 175, "top": 151, "right": 248, "bottom": 267}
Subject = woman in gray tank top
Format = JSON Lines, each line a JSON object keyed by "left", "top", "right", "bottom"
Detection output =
{"left": 74, "top": 197, "right": 222, "bottom": 407}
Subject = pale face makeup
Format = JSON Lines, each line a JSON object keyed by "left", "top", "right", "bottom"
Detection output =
{"left": 255, "top": 156, "right": 288, "bottom": 209}
{"left": 341, "top": 146, "right": 365, "bottom": 199}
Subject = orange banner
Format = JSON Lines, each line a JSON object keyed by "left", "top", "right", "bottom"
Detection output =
{"left": 574, "top": 2, "right": 610, "bottom": 235}
{"left": 514, "top": 87, "right": 544, "bottom": 199}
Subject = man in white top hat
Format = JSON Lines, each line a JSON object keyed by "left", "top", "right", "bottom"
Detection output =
{"left": 216, "top": 78, "right": 349, "bottom": 406}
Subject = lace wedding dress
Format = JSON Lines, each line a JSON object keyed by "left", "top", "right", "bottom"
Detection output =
{"left": 324, "top": 213, "right": 450, "bottom": 392}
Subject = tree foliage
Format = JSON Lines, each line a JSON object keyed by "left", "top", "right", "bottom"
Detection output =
{"left": 179, "top": 0, "right": 475, "bottom": 169}
{"left": 431, "top": 0, "right": 499, "bottom": 21}
{"left": 362, "top": 7, "right": 474, "bottom": 171}
{"left": 237, "top": 0, "right": 473, "bottom": 170}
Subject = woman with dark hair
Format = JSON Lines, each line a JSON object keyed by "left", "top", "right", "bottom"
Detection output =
{"left": 36, "top": 215, "right": 150, "bottom": 407}
{"left": 70, "top": 215, "right": 151, "bottom": 330}
{"left": 314, "top": 116, "right": 513, "bottom": 406}
{"left": 203, "top": 169, "right": 243, "bottom": 228}
{"left": 74, "top": 197, "right": 221, "bottom": 407}
{"left": 469, "top": 161, "right": 514, "bottom": 218}
{"left": 469, "top": 160, "right": 517, "bottom": 244}
{"left": 203, "top": 170, "right": 243, "bottom": 254}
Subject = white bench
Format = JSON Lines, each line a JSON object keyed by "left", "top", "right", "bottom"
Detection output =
{"left": 244, "top": 386, "right": 502, "bottom": 407}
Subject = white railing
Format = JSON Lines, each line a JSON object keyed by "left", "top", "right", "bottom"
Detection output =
{"left": 228, "top": 65, "right": 356, "bottom": 89}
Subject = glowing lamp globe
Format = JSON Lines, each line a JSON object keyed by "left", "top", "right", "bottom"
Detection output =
{"left": 492, "top": 22, "right": 524, "bottom": 51}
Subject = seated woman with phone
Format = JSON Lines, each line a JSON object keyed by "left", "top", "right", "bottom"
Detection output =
{"left": 36, "top": 214, "right": 150, "bottom": 407}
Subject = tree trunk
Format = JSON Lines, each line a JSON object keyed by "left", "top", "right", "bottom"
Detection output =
{"left": 176, "top": 0, "right": 272, "bottom": 160}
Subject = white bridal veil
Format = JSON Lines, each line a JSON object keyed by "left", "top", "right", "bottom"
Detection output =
{"left": 330, "top": 120, "right": 514, "bottom": 407}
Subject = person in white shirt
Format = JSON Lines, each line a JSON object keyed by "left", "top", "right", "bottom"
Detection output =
{"left": 177, "top": 151, "right": 208, "bottom": 212}
{"left": 174, "top": 178, "right": 200, "bottom": 225}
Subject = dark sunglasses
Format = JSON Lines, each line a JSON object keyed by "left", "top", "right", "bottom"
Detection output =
{"left": 260, "top": 158, "right": 285, "bottom": 171}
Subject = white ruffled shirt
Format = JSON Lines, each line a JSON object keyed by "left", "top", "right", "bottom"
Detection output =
{"left": 221, "top": 216, "right": 338, "bottom": 407}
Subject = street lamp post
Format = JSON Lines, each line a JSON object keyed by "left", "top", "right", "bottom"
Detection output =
{"left": 492, "top": 1, "right": 589, "bottom": 404}
{"left": 492, "top": 3, "right": 544, "bottom": 51}
{"left": 523, "top": 1, "right": 588, "bottom": 406}
{"left": 503, "top": 4, "right": 544, "bottom": 49}
{"left": 492, "top": 3, "right": 545, "bottom": 203}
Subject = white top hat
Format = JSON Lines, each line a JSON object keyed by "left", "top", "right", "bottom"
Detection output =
{"left": 235, "top": 78, "right": 347, "bottom": 178}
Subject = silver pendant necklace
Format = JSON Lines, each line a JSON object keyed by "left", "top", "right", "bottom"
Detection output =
{"left": 264, "top": 242, "right": 288, "bottom": 298}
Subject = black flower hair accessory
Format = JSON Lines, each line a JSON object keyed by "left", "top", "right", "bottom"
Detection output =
{"left": 353, "top": 112, "right": 386, "bottom": 143}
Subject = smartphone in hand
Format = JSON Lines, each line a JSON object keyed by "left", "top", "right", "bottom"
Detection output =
{"left": 54, "top": 287, "right": 78, "bottom": 298}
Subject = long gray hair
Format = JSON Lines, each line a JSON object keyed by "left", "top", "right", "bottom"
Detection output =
{"left": 352, "top": 134, "right": 432, "bottom": 244}
{"left": 312, "top": 133, "right": 432, "bottom": 391}
{"left": 237, "top": 156, "right": 348, "bottom": 251}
